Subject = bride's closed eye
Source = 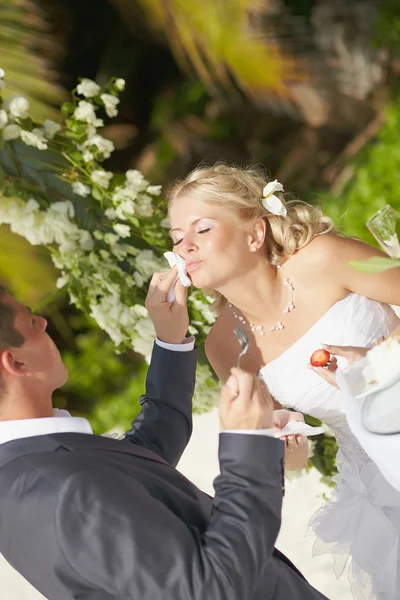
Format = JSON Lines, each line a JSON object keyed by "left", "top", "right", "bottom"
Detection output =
{"left": 173, "top": 227, "right": 211, "bottom": 246}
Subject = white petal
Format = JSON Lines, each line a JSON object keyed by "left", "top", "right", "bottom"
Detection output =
{"left": 263, "top": 179, "right": 284, "bottom": 197}
{"left": 261, "top": 194, "right": 287, "bottom": 216}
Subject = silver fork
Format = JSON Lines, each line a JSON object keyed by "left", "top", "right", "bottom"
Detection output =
{"left": 234, "top": 325, "right": 249, "bottom": 368}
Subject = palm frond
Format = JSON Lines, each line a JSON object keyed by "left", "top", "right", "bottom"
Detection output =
{"left": 0, "top": 0, "right": 68, "bottom": 121}
{"left": 110, "top": 0, "right": 307, "bottom": 98}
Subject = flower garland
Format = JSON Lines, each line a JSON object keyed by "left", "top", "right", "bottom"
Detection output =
{"left": 0, "top": 69, "right": 219, "bottom": 411}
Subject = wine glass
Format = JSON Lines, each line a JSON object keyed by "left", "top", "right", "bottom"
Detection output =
{"left": 366, "top": 205, "right": 400, "bottom": 258}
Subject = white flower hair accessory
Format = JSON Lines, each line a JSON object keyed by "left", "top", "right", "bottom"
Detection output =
{"left": 261, "top": 179, "right": 287, "bottom": 217}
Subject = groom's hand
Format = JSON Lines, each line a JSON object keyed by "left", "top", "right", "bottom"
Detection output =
{"left": 146, "top": 266, "right": 189, "bottom": 344}
{"left": 219, "top": 369, "right": 273, "bottom": 431}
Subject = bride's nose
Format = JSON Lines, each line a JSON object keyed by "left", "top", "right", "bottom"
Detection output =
{"left": 180, "top": 237, "right": 198, "bottom": 256}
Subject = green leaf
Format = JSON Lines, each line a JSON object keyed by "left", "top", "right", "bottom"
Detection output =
{"left": 0, "top": 165, "right": 4, "bottom": 188}
{"left": 61, "top": 103, "right": 76, "bottom": 118}
{"left": 92, "top": 187, "right": 103, "bottom": 201}
{"left": 349, "top": 256, "right": 400, "bottom": 274}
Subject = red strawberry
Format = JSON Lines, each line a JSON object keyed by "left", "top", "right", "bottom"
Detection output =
{"left": 310, "top": 349, "right": 331, "bottom": 367}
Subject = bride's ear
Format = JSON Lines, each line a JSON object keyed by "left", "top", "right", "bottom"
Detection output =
{"left": 247, "top": 218, "right": 266, "bottom": 252}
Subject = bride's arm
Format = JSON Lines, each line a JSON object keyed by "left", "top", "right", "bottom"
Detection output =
{"left": 205, "top": 334, "right": 309, "bottom": 471}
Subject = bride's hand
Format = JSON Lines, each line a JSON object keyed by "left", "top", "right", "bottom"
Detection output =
{"left": 272, "top": 409, "right": 307, "bottom": 450}
{"left": 309, "top": 343, "right": 372, "bottom": 389}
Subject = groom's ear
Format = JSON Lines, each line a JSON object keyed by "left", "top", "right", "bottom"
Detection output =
{"left": 247, "top": 218, "right": 266, "bottom": 251}
{"left": 0, "top": 348, "right": 27, "bottom": 377}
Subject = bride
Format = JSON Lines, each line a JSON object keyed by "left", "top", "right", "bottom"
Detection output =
{"left": 167, "top": 163, "right": 400, "bottom": 600}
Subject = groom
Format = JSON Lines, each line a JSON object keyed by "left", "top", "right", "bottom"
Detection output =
{"left": 0, "top": 269, "right": 327, "bottom": 600}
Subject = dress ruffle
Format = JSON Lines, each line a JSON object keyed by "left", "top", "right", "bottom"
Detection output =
{"left": 308, "top": 452, "right": 400, "bottom": 599}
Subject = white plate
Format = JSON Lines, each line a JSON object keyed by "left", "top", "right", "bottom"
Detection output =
{"left": 354, "top": 372, "right": 400, "bottom": 399}
{"left": 275, "top": 422, "right": 325, "bottom": 438}
{"left": 337, "top": 359, "right": 400, "bottom": 400}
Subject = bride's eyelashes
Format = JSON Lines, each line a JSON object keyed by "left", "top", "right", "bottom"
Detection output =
{"left": 173, "top": 228, "right": 211, "bottom": 246}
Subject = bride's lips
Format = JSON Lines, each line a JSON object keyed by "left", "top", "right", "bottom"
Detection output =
{"left": 186, "top": 260, "right": 202, "bottom": 273}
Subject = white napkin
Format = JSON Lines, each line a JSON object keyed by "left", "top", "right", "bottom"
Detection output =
{"left": 163, "top": 252, "right": 191, "bottom": 302}
{"left": 275, "top": 421, "right": 324, "bottom": 438}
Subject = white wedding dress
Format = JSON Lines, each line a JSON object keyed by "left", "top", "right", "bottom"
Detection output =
{"left": 258, "top": 293, "right": 400, "bottom": 600}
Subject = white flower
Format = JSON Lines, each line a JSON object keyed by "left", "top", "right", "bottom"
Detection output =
{"left": 3, "top": 124, "right": 21, "bottom": 140}
{"left": 115, "top": 78, "right": 126, "bottom": 91}
{"left": 25, "top": 199, "right": 40, "bottom": 212}
{"left": 0, "top": 68, "right": 5, "bottom": 78}
{"left": 0, "top": 109, "right": 7, "bottom": 129}
{"left": 100, "top": 93, "right": 119, "bottom": 118}
{"left": 43, "top": 120, "right": 61, "bottom": 139}
{"left": 147, "top": 185, "right": 162, "bottom": 196}
{"left": 120, "top": 199, "right": 135, "bottom": 216}
{"left": 261, "top": 179, "right": 286, "bottom": 217}
{"left": 136, "top": 194, "right": 153, "bottom": 217}
{"left": 82, "top": 150, "right": 94, "bottom": 163}
{"left": 0, "top": 68, "right": 5, "bottom": 89}
{"left": 56, "top": 275, "right": 69, "bottom": 289}
{"left": 104, "top": 233, "right": 120, "bottom": 246}
{"left": 51, "top": 200, "right": 75, "bottom": 219}
{"left": 134, "top": 271, "right": 145, "bottom": 287}
{"left": 74, "top": 101, "right": 102, "bottom": 126}
{"left": 190, "top": 292, "right": 215, "bottom": 325}
{"left": 72, "top": 182, "right": 91, "bottom": 197}
{"left": 79, "top": 230, "right": 94, "bottom": 251}
{"left": 77, "top": 78, "right": 101, "bottom": 98}
{"left": 160, "top": 217, "right": 171, "bottom": 229}
{"left": 8, "top": 95, "right": 30, "bottom": 120}
{"left": 104, "top": 208, "right": 117, "bottom": 220}
{"left": 85, "top": 134, "right": 115, "bottom": 159}
{"left": 20, "top": 128, "right": 48, "bottom": 150}
{"left": 113, "top": 223, "right": 131, "bottom": 238}
{"left": 125, "top": 169, "right": 148, "bottom": 191}
{"left": 112, "top": 186, "right": 137, "bottom": 204}
{"left": 87, "top": 125, "right": 97, "bottom": 138}
{"left": 135, "top": 249, "right": 165, "bottom": 278}
{"left": 91, "top": 169, "right": 113, "bottom": 189}
{"left": 133, "top": 316, "right": 156, "bottom": 356}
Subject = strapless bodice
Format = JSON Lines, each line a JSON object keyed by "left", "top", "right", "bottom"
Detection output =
{"left": 259, "top": 293, "right": 399, "bottom": 419}
{"left": 258, "top": 293, "right": 399, "bottom": 466}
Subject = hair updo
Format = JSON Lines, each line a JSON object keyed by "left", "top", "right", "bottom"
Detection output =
{"left": 167, "top": 163, "right": 336, "bottom": 311}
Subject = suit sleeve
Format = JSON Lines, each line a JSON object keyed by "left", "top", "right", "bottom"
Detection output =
{"left": 124, "top": 342, "right": 197, "bottom": 466}
{"left": 55, "top": 434, "right": 285, "bottom": 600}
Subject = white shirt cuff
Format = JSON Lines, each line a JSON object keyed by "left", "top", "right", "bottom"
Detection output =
{"left": 155, "top": 336, "right": 195, "bottom": 352}
{"left": 224, "top": 429, "right": 276, "bottom": 437}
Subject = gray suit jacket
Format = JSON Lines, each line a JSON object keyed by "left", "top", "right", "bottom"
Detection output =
{"left": 0, "top": 344, "right": 328, "bottom": 600}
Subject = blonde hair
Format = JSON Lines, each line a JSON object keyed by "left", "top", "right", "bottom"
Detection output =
{"left": 168, "top": 163, "right": 336, "bottom": 311}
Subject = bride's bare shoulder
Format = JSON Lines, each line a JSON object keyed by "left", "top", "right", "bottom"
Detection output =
{"left": 295, "top": 233, "right": 360, "bottom": 274}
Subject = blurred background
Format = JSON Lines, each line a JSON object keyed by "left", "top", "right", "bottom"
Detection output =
{"left": 1, "top": 0, "right": 400, "bottom": 434}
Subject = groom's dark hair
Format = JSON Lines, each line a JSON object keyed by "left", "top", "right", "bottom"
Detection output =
{"left": 0, "top": 286, "right": 25, "bottom": 396}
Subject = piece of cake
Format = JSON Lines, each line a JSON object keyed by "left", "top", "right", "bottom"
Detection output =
{"left": 363, "top": 337, "right": 400, "bottom": 386}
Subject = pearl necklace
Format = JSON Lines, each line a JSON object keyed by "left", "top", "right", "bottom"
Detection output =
{"left": 228, "top": 265, "right": 295, "bottom": 336}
